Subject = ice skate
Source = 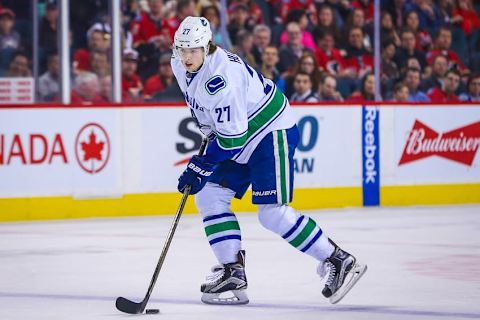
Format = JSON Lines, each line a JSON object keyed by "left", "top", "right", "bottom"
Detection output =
{"left": 321, "top": 240, "right": 367, "bottom": 304}
{"left": 200, "top": 250, "right": 249, "bottom": 305}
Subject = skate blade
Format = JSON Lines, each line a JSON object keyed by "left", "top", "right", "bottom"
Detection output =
{"left": 201, "top": 289, "right": 249, "bottom": 305}
{"left": 329, "top": 263, "right": 367, "bottom": 304}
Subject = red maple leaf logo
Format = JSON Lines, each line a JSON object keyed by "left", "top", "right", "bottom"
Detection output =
{"left": 81, "top": 131, "right": 104, "bottom": 161}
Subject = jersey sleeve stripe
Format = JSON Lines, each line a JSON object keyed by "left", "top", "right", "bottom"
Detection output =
{"left": 217, "top": 132, "right": 248, "bottom": 149}
{"left": 217, "top": 87, "right": 286, "bottom": 151}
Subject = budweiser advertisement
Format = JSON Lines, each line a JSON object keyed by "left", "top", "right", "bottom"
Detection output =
{"left": 399, "top": 120, "right": 480, "bottom": 166}
{"left": 386, "top": 106, "right": 480, "bottom": 186}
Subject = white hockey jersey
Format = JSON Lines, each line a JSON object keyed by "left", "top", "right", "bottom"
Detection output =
{"left": 171, "top": 47, "right": 297, "bottom": 164}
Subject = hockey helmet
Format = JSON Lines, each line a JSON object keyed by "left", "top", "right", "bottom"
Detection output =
{"left": 174, "top": 16, "right": 212, "bottom": 58}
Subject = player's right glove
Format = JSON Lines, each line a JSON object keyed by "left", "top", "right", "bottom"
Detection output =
{"left": 177, "top": 155, "right": 216, "bottom": 195}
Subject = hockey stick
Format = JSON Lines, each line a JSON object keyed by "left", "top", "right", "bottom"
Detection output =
{"left": 116, "top": 137, "right": 209, "bottom": 314}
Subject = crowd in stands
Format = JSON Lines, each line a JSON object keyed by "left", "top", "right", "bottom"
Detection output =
{"left": 1, "top": 0, "right": 480, "bottom": 104}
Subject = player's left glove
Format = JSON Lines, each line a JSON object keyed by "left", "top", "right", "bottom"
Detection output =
{"left": 177, "top": 156, "right": 216, "bottom": 195}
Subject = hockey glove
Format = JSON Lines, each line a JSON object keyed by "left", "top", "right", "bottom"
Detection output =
{"left": 177, "top": 156, "right": 216, "bottom": 195}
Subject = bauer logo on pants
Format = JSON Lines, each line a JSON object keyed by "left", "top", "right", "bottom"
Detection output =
{"left": 399, "top": 120, "right": 480, "bottom": 166}
{"left": 75, "top": 123, "right": 111, "bottom": 174}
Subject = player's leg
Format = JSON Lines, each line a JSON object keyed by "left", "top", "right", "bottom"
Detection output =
{"left": 194, "top": 161, "right": 251, "bottom": 305}
{"left": 250, "top": 126, "right": 367, "bottom": 303}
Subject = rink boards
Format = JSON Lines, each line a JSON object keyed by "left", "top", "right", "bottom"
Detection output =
{"left": 0, "top": 103, "right": 479, "bottom": 221}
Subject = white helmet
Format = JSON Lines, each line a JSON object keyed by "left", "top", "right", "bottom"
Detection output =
{"left": 174, "top": 16, "right": 212, "bottom": 56}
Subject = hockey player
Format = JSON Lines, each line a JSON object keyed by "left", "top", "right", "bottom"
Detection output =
{"left": 172, "top": 16, "right": 367, "bottom": 305}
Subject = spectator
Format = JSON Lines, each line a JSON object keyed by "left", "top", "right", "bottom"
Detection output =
{"left": 427, "top": 69, "right": 461, "bottom": 102}
{"left": 91, "top": 51, "right": 110, "bottom": 78}
{"left": 290, "top": 72, "right": 320, "bottom": 102}
{"left": 344, "top": 8, "right": 373, "bottom": 52}
{"left": 314, "top": 29, "right": 347, "bottom": 77}
{"left": 1, "top": 51, "right": 31, "bottom": 77}
{"left": 405, "top": 0, "right": 444, "bottom": 32}
{"left": 343, "top": 27, "right": 373, "bottom": 79}
{"left": 381, "top": 40, "right": 400, "bottom": 93}
{"left": 404, "top": 10, "right": 433, "bottom": 52}
{"left": 0, "top": 7, "right": 21, "bottom": 50}
{"left": 421, "top": 54, "right": 448, "bottom": 91}
{"left": 231, "top": 30, "right": 256, "bottom": 67}
{"left": 384, "top": 0, "right": 407, "bottom": 28}
{"left": 452, "top": 0, "right": 480, "bottom": 37}
{"left": 394, "top": 28, "right": 428, "bottom": 72}
{"left": 71, "top": 72, "right": 100, "bottom": 104}
{"left": 279, "top": 9, "right": 316, "bottom": 50}
{"left": 251, "top": 24, "right": 272, "bottom": 67}
{"left": 427, "top": 27, "right": 468, "bottom": 74}
{"left": 459, "top": 73, "right": 480, "bottom": 102}
{"left": 260, "top": 45, "right": 281, "bottom": 83}
{"left": 73, "top": 23, "right": 110, "bottom": 73}
{"left": 281, "top": 52, "right": 321, "bottom": 98}
{"left": 347, "top": 72, "right": 376, "bottom": 102}
{"left": 391, "top": 82, "right": 410, "bottom": 101}
{"left": 381, "top": 11, "right": 400, "bottom": 47}
{"left": 38, "top": 53, "right": 59, "bottom": 102}
{"left": 404, "top": 68, "right": 430, "bottom": 102}
{"left": 122, "top": 48, "right": 143, "bottom": 102}
{"left": 277, "top": 22, "right": 313, "bottom": 74}
{"left": 167, "top": 0, "right": 197, "bottom": 31}
{"left": 351, "top": 0, "right": 374, "bottom": 24}
{"left": 130, "top": 0, "right": 176, "bottom": 48}
{"left": 144, "top": 52, "right": 177, "bottom": 100}
{"left": 201, "top": 5, "right": 232, "bottom": 49}
{"left": 228, "top": 4, "right": 254, "bottom": 45}
{"left": 94, "top": 75, "right": 113, "bottom": 103}
{"left": 39, "top": 2, "right": 58, "bottom": 53}
{"left": 231, "top": 0, "right": 264, "bottom": 25}
{"left": 406, "top": 57, "right": 423, "bottom": 73}
{"left": 318, "top": 74, "right": 344, "bottom": 101}
{"left": 314, "top": 4, "right": 341, "bottom": 42}
{"left": 93, "top": 75, "right": 132, "bottom": 103}
{"left": 70, "top": 0, "right": 108, "bottom": 49}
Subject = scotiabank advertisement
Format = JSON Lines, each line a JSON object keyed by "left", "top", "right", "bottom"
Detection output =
{"left": 381, "top": 106, "right": 480, "bottom": 185}
{"left": 0, "top": 108, "right": 122, "bottom": 197}
{"left": 131, "top": 106, "right": 361, "bottom": 192}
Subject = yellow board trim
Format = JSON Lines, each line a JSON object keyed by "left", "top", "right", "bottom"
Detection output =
{"left": 381, "top": 183, "right": 480, "bottom": 206}
{"left": 1, "top": 184, "right": 478, "bottom": 222}
{"left": 0, "top": 187, "right": 361, "bottom": 222}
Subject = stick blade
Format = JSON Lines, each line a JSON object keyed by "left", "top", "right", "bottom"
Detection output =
{"left": 116, "top": 296, "right": 145, "bottom": 314}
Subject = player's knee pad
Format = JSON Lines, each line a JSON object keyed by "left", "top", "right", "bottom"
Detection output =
{"left": 195, "top": 182, "right": 236, "bottom": 217}
{"left": 257, "top": 204, "right": 300, "bottom": 235}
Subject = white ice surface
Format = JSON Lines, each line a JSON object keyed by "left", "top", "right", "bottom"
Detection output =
{"left": 0, "top": 205, "right": 479, "bottom": 320}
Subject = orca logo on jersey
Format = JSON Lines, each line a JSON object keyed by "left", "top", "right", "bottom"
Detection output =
{"left": 205, "top": 75, "right": 226, "bottom": 95}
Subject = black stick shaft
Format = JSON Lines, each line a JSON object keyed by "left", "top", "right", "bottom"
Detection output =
{"left": 116, "top": 137, "right": 208, "bottom": 314}
{"left": 142, "top": 137, "right": 208, "bottom": 306}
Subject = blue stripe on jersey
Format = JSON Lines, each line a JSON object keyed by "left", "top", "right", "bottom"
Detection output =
{"left": 282, "top": 215, "right": 305, "bottom": 239}
{"left": 209, "top": 234, "right": 242, "bottom": 245}
{"left": 203, "top": 212, "right": 236, "bottom": 223}
{"left": 300, "top": 228, "right": 323, "bottom": 252}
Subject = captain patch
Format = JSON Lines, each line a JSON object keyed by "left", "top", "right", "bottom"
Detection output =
{"left": 205, "top": 75, "right": 227, "bottom": 95}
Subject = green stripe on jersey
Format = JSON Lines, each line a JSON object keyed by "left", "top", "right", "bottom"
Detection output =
{"left": 204, "top": 221, "right": 241, "bottom": 236}
{"left": 217, "top": 88, "right": 286, "bottom": 150}
{"left": 277, "top": 131, "right": 288, "bottom": 204}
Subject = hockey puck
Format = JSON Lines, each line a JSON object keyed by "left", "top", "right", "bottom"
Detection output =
{"left": 145, "top": 309, "right": 159, "bottom": 314}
